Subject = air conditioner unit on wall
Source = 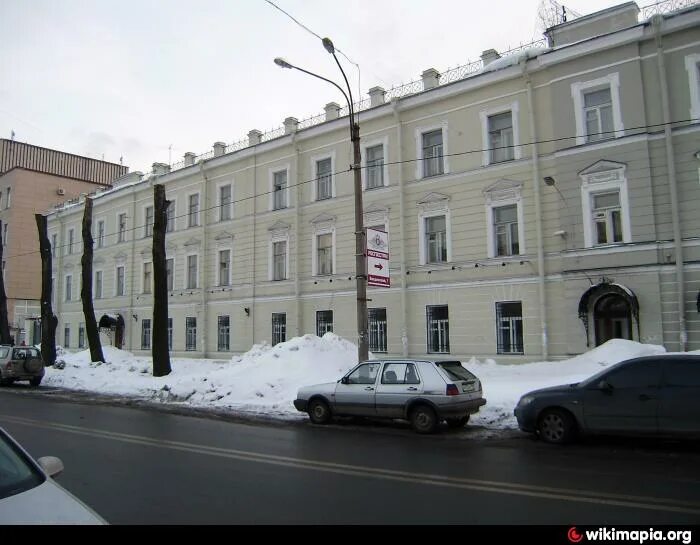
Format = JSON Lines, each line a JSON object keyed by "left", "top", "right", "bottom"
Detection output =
{"left": 57, "top": 188, "right": 65, "bottom": 196}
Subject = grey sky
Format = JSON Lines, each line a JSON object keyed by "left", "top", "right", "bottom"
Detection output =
{"left": 1, "top": 0, "right": 622, "bottom": 173}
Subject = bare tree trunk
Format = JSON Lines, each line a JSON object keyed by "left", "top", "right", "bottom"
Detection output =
{"left": 152, "top": 184, "right": 171, "bottom": 377}
{"left": 81, "top": 198, "right": 104, "bottom": 363}
{"left": 35, "top": 214, "right": 57, "bottom": 366}
{"left": 0, "top": 221, "right": 11, "bottom": 344}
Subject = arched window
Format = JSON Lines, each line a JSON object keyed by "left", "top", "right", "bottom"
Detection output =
{"left": 593, "top": 294, "right": 632, "bottom": 346}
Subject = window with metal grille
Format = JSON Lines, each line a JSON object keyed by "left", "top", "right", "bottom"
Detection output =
{"left": 496, "top": 301, "right": 524, "bottom": 354}
{"left": 167, "top": 318, "right": 173, "bottom": 350}
{"left": 145, "top": 206, "right": 154, "bottom": 238}
{"left": 368, "top": 308, "right": 387, "bottom": 352}
{"left": 219, "top": 250, "right": 230, "bottom": 286}
{"left": 273, "top": 170, "right": 287, "bottom": 210}
{"left": 166, "top": 201, "right": 175, "bottom": 232}
{"left": 187, "top": 255, "right": 197, "bottom": 289}
{"left": 217, "top": 316, "right": 230, "bottom": 351}
{"left": 316, "top": 310, "right": 333, "bottom": 337}
{"left": 426, "top": 305, "right": 449, "bottom": 353}
{"left": 592, "top": 191, "right": 622, "bottom": 244}
{"left": 97, "top": 221, "right": 105, "bottom": 248}
{"left": 316, "top": 158, "right": 332, "bottom": 200}
{"left": 188, "top": 194, "right": 199, "bottom": 227}
{"left": 316, "top": 233, "right": 333, "bottom": 275}
{"left": 273, "top": 241, "right": 286, "bottom": 280}
{"left": 425, "top": 215, "right": 447, "bottom": 263}
{"left": 78, "top": 323, "right": 85, "bottom": 349}
{"left": 185, "top": 317, "right": 197, "bottom": 351}
{"left": 141, "top": 319, "right": 151, "bottom": 350}
{"left": 272, "top": 313, "right": 286, "bottom": 345}
{"left": 422, "top": 130, "right": 444, "bottom": 177}
{"left": 493, "top": 205, "right": 519, "bottom": 256}
{"left": 166, "top": 258, "right": 174, "bottom": 291}
{"left": 488, "top": 111, "right": 514, "bottom": 163}
{"left": 584, "top": 87, "right": 613, "bottom": 142}
{"left": 116, "top": 266, "right": 125, "bottom": 296}
{"left": 118, "top": 213, "right": 127, "bottom": 242}
{"left": 366, "top": 144, "right": 384, "bottom": 189}
{"left": 220, "top": 184, "right": 232, "bottom": 221}
{"left": 95, "top": 270, "right": 102, "bottom": 299}
{"left": 64, "top": 324, "right": 70, "bottom": 348}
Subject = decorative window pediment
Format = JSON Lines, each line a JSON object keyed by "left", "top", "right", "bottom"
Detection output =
{"left": 268, "top": 221, "right": 291, "bottom": 233}
{"left": 578, "top": 160, "right": 626, "bottom": 184}
{"left": 93, "top": 256, "right": 105, "bottom": 265}
{"left": 482, "top": 179, "right": 523, "bottom": 204}
{"left": 311, "top": 213, "right": 336, "bottom": 233}
{"left": 184, "top": 237, "right": 201, "bottom": 248}
{"left": 364, "top": 204, "right": 389, "bottom": 228}
{"left": 113, "top": 252, "right": 128, "bottom": 263}
{"left": 417, "top": 192, "right": 450, "bottom": 214}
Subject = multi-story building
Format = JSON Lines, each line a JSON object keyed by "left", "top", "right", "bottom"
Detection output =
{"left": 0, "top": 139, "right": 127, "bottom": 344}
{"left": 46, "top": 1, "right": 700, "bottom": 360}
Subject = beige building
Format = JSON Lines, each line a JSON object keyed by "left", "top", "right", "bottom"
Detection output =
{"left": 46, "top": 1, "right": 700, "bottom": 360}
{"left": 0, "top": 140, "right": 127, "bottom": 344}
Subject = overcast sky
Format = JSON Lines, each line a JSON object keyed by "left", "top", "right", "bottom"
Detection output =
{"left": 1, "top": 0, "right": 625, "bottom": 173}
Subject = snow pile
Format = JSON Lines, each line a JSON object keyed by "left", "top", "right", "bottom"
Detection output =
{"left": 480, "top": 47, "right": 550, "bottom": 74}
{"left": 44, "top": 336, "right": 670, "bottom": 429}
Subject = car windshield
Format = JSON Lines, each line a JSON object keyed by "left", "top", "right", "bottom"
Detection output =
{"left": 0, "top": 431, "right": 44, "bottom": 500}
{"left": 436, "top": 361, "right": 476, "bottom": 382}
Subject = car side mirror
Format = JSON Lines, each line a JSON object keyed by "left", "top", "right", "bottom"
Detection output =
{"left": 598, "top": 380, "right": 613, "bottom": 393}
{"left": 37, "top": 456, "right": 64, "bottom": 478}
{"left": 340, "top": 376, "right": 349, "bottom": 385}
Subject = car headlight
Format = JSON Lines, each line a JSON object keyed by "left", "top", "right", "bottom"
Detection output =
{"left": 517, "top": 395, "right": 535, "bottom": 407}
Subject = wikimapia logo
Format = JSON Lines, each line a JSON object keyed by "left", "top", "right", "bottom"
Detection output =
{"left": 567, "top": 527, "right": 693, "bottom": 544}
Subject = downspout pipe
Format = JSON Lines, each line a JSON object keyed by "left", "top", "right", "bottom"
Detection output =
{"left": 653, "top": 14, "right": 686, "bottom": 351}
{"left": 522, "top": 59, "right": 549, "bottom": 360}
{"left": 198, "top": 161, "right": 210, "bottom": 357}
{"left": 392, "top": 99, "right": 409, "bottom": 357}
{"left": 292, "top": 133, "right": 302, "bottom": 336}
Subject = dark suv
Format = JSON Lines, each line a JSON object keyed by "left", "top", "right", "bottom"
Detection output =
{"left": 0, "top": 346, "right": 44, "bottom": 387}
{"left": 514, "top": 355, "right": 700, "bottom": 444}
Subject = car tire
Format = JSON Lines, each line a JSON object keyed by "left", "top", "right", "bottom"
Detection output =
{"left": 29, "top": 376, "right": 42, "bottom": 387}
{"left": 445, "top": 415, "right": 470, "bottom": 428}
{"left": 410, "top": 405, "right": 438, "bottom": 434}
{"left": 307, "top": 398, "right": 332, "bottom": 425}
{"left": 537, "top": 408, "right": 576, "bottom": 444}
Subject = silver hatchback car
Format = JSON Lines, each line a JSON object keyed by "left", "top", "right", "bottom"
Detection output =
{"left": 293, "top": 359, "right": 486, "bottom": 433}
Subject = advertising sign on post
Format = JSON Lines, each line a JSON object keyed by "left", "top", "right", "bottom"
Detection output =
{"left": 366, "top": 227, "right": 390, "bottom": 287}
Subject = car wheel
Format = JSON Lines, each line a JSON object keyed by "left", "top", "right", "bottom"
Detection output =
{"left": 445, "top": 415, "right": 470, "bottom": 428}
{"left": 410, "top": 405, "right": 438, "bottom": 434}
{"left": 29, "top": 376, "right": 42, "bottom": 387}
{"left": 537, "top": 408, "right": 576, "bottom": 444}
{"left": 307, "top": 399, "right": 332, "bottom": 425}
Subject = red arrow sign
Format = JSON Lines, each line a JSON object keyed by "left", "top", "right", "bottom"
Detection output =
{"left": 373, "top": 263, "right": 383, "bottom": 270}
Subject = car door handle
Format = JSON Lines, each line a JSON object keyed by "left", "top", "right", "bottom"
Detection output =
{"left": 639, "top": 394, "right": 654, "bottom": 401}
{"left": 407, "top": 387, "right": 418, "bottom": 391}
{"left": 364, "top": 387, "right": 375, "bottom": 391}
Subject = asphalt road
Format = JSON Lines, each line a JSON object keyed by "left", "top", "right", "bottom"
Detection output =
{"left": 1, "top": 387, "right": 700, "bottom": 525}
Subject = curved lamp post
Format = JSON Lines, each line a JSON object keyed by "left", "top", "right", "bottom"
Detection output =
{"left": 274, "top": 39, "right": 369, "bottom": 363}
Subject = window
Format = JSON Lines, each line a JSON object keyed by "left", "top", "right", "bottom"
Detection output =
{"left": 166, "top": 201, "right": 175, "bottom": 232}
{"left": 141, "top": 319, "right": 151, "bottom": 350}
{"left": 422, "top": 129, "right": 444, "bottom": 177}
{"left": 426, "top": 305, "right": 449, "bottom": 353}
{"left": 316, "top": 158, "right": 332, "bottom": 200}
{"left": 316, "top": 310, "right": 333, "bottom": 337}
{"left": 366, "top": 144, "right": 384, "bottom": 189}
{"left": 571, "top": 74, "right": 623, "bottom": 145}
{"left": 219, "top": 184, "right": 232, "bottom": 221}
{"left": 684, "top": 54, "right": 700, "bottom": 121}
{"left": 603, "top": 361, "right": 662, "bottom": 389}
{"left": 591, "top": 191, "right": 623, "bottom": 245}
{"left": 5, "top": 187, "right": 10, "bottom": 209}
{"left": 382, "top": 363, "right": 420, "bottom": 385}
{"left": 95, "top": 271, "right": 102, "bottom": 299}
{"left": 316, "top": 233, "right": 333, "bottom": 275}
{"left": 188, "top": 194, "right": 199, "bottom": 227}
{"left": 167, "top": 318, "right": 173, "bottom": 350}
{"left": 68, "top": 229, "right": 74, "bottom": 254}
{"left": 496, "top": 302, "right": 523, "bottom": 354}
{"left": 144, "top": 206, "right": 154, "bottom": 238}
{"left": 272, "top": 313, "right": 286, "bottom": 346}
{"left": 368, "top": 308, "right": 387, "bottom": 353}
{"left": 97, "top": 220, "right": 105, "bottom": 248}
{"left": 143, "top": 262, "right": 152, "bottom": 294}
{"left": 187, "top": 255, "right": 198, "bottom": 289}
{"left": 116, "top": 266, "right": 125, "bottom": 296}
{"left": 217, "top": 316, "right": 230, "bottom": 351}
{"left": 166, "top": 258, "right": 174, "bottom": 291}
{"left": 218, "top": 250, "right": 231, "bottom": 286}
{"left": 488, "top": 112, "right": 514, "bottom": 163}
{"left": 346, "top": 362, "right": 381, "bottom": 385}
{"left": 665, "top": 360, "right": 700, "bottom": 387}
{"left": 51, "top": 234, "right": 58, "bottom": 258}
{"left": 425, "top": 215, "right": 447, "bottom": 263}
{"left": 493, "top": 205, "right": 519, "bottom": 256}
{"left": 65, "top": 275, "right": 72, "bottom": 301}
{"left": 78, "top": 323, "right": 85, "bottom": 349}
{"left": 64, "top": 324, "right": 70, "bottom": 348}
{"left": 273, "top": 170, "right": 287, "bottom": 210}
{"left": 185, "top": 317, "right": 197, "bottom": 351}
{"left": 118, "top": 213, "right": 127, "bottom": 243}
{"left": 273, "top": 241, "right": 286, "bottom": 281}
{"left": 1, "top": 223, "right": 7, "bottom": 248}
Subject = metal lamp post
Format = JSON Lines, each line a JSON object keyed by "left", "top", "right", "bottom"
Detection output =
{"left": 274, "top": 38, "right": 369, "bottom": 362}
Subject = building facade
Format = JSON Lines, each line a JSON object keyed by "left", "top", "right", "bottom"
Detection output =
{"left": 0, "top": 140, "right": 127, "bottom": 344}
{"left": 46, "top": 2, "right": 700, "bottom": 360}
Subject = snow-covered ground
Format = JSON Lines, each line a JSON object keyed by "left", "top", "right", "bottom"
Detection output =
{"left": 43, "top": 335, "right": 685, "bottom": 430}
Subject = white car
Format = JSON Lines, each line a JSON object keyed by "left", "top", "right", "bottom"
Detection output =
{"left": 0, "top": 427, "right": 107, "bottom": 524}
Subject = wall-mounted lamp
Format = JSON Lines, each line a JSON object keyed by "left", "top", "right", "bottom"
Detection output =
{"left": 244, "top": 307, "right": 250, "bottom": 317}
{"left": 694, "top": 150, "right": 700, "bottom": 160}
{"left": 554, "top": 229, "right": 567, "bottom": 238}
{"left": 132, "top": 314, "right": 138, "bottom": 322}
{"left": 543, "top": 176, "right": 556, "bottom": 186}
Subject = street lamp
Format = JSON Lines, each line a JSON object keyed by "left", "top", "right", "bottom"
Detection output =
{"left": 274, "top": 39, "right": 369, "bottom": 363}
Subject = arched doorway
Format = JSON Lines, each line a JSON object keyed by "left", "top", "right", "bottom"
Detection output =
{"left": 593, "top": 294, "right": 632, "bottom": 346}
{"left": 98, "top": 314, "right": 125, "bottom": 349}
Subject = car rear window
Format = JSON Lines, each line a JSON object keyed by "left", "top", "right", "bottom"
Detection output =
{"left": 0, "top": 433, "right": 44, "bottom": 500}
{"left": 0, "top": 348, "right": 9, "bottom": 358}
{"left": 436, "top": 361, "right": 476, "bottom": 382}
